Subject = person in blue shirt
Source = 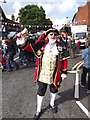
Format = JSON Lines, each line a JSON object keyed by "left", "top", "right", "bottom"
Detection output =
{"left": 81, "top": 42, "right": 90, "bottom": 93}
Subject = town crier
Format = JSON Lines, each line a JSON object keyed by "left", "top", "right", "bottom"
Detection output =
{"left": 30, "top": 28, "right": 68, "bottom": 120}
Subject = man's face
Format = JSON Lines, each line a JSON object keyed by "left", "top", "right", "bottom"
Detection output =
{"left": 47, "top": 32, "right": 57, "bottom": 40}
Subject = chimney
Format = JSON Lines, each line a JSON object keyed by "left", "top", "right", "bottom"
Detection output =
{"left": 78, "top": 7, "right": 82, "bottom": 12}
{"left": 11, "top": 14, "right": 15, "bottom": 21}
{"left": 16, "top": 17, "right": 20, "bottom": 23}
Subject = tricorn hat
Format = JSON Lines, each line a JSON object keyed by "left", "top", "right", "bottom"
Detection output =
{"left": 45, "top": 28, "right": 59, "bottom": 37}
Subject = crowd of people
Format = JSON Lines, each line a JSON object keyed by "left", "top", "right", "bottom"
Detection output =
{"left": 0, "top": 29, "right": 35, "bottom": 72}
{"left": 0, "top": 28, "right": 81, "bottom": 73}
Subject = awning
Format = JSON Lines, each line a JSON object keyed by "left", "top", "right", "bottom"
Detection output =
{"left": 8, "top": 32, "right": 16, "bottom": 38}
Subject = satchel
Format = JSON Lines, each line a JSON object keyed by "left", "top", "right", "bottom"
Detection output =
{"left": 63, "top": 48, "right": 70, "bottom": 58}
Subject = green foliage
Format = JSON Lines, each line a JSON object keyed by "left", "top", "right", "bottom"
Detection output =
{"left": 18, "top": 4, "right": 52, "bottom": 26}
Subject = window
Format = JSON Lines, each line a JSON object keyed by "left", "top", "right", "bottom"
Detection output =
{"left": 76, "top": 32, "right": 86, "bottom": 39}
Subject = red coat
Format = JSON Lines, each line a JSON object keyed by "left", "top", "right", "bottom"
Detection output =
{"left": 30, "top": 33, "right": 68, "bottom": 89}
{"left": 34, "top": 45, "right": 68, "bottom": 89}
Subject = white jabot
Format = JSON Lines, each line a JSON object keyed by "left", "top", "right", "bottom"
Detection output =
{"left": 44, "top": 42, "right": 58, "bottom": 55}
{"left": 49, "top": 38, "right": 56, "bottom": 47}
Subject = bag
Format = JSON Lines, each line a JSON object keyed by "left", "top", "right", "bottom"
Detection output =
{"left": 63, "top": 48, "right": 70, "bottom": 58}
{"left": 57, "top": 41, "right": 69, "bottom": 58}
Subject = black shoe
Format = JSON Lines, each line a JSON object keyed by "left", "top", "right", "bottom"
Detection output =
{"left": 34, "top": 110, "right": 42, "bottom": 120}
{"left": 49, "top": 104, "right": 58, "bottom": 113}
{"left": 8, "top": 69, "right": 12, "bottom": 72}
{"left": 16, "top": 66, "right": 19, "bottom": 70}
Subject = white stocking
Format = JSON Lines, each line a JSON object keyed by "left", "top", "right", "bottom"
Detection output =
{"left": 37, "top": 95, "right": 43, "bottom": 113}
{"left": 50, "top": 92, "right": 56, "bottom": 107}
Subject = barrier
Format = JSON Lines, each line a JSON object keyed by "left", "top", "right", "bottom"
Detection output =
{"left": 71, "top": 60, "right": 83, "bottom": 71}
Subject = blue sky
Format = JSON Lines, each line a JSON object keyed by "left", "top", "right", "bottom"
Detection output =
{"left": 1, "top": 0, "right": 87, "bottom": 25}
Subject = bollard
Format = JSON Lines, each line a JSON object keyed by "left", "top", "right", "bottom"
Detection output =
{"left": 68, "top": 70, "right": 80, "bottom": 100}
{"left": 74, "top": 71, "right": 79, "bottom": 100}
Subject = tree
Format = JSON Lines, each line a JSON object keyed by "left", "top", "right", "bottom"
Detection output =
{"left": 18, "top": 5, "right": 52, "bottom": 26}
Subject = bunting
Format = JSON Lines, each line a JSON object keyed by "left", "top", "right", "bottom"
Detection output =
{"left": 1, "top": 22, "right": 63, "bottom": 29}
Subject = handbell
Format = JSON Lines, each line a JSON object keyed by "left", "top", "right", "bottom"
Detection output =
{"left": 21, "top": 28, "right": 28, "bottom": 36}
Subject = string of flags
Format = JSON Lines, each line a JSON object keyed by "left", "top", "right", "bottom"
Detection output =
{"left": 0, "top": 22, "right": 64, "bottom": 29}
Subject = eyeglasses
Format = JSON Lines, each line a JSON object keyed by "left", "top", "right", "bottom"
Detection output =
{"left": 49, "top": 33, "right": 57, "bottom": 36}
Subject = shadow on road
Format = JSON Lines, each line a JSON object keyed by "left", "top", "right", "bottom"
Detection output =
{"left": 41, "top": 86, "right": 89, "bottom": 115}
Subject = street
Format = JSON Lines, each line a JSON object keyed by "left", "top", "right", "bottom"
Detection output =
{"left": 1, "top": 1, "right": 90, "bottom": 119}
{"left": 1, "top": 54, "right": 90, "bottom": 119}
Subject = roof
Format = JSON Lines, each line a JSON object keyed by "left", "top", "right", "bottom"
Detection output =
{"left": 0, "top": 6, "right": 20, "bottom": 32}
{"left": 8, "top": 32, "right": 16, "bottom": 38}
{"left": 72, "top": 13, "right": 77, "bottom": 22}
{"left": 0, "top": 6, "right": 19, "bottom": 24}
{"left": 0, "top": 6, "right": 6, "bottom": 20}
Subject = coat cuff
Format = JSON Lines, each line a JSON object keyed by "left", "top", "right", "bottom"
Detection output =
{"left": 61, "top": 74, "right": 67, "bottom": 78}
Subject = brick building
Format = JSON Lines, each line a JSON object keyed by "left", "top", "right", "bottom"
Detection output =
{"left": 72, "top": 0, "right": 90, "bottom": 26}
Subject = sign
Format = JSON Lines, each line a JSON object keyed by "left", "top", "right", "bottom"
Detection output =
{"left": 71, "top": 25, "right": 87, "bottom": 34}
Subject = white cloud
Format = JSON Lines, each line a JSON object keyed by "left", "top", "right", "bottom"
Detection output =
{"left": 12, "top": 1, "right": 22, "bottom": 19}
{"left": 52, "top": 18, "right": 67, "bottom": 25}
{"left": 60, "top": 0, "right": 77, "bottom": 12}
{"left": 1, "top": 0, "right": 85, "bottom": 25}
{"left": 37, "top": 0, "right": 79, "bottom": 24}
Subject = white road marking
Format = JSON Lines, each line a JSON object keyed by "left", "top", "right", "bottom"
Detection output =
{"left": 75, "top": 53, "right": 82, "bottom": 56}
{"left": 71, "top": 61, "right": 90, "bottom": 119}
{"left": 76, "top": 101, "right": 90, "bottom": 119}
